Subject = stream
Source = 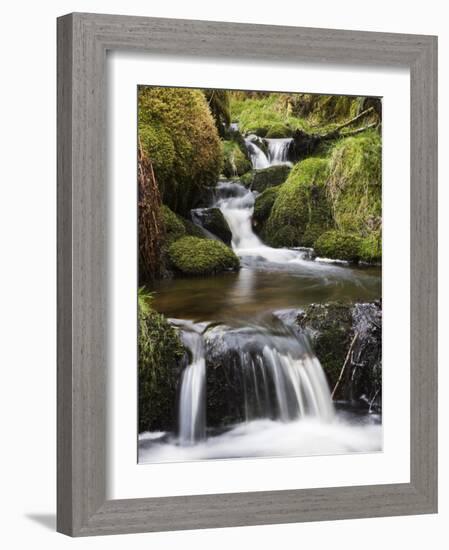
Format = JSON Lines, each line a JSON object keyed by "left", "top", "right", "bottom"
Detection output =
{"left": 139, "top": 138, "right": 382, "bottom": 464}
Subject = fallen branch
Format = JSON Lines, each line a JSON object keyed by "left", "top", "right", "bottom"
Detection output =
{"left": 331, "top": 332, "right": 358, "bottom": 400}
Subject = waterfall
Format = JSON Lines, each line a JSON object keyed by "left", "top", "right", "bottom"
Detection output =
{"left": 244, "top": 138, "right": 270, "bottom": 169}
{"left": 214, "top": 181, "right": 307, "bottom": 264}
{"left": 265, "top": 138, "right": 293, "bottom": 166}
{"left": 205, "top": 324, "right": 334, "bottom": 424}
{"left": 178, "top": 324, "right": 206, "bottom": 445}
{"left": 175, "top": 317, "right": 334, "bottom": 446}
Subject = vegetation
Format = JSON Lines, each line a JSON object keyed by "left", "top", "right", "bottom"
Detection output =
{"left": 138, "top": 86, "right": 223, "bottom": 215}
{"left": 168, "top": 236, "right": 240, "bottom": 275}
{"left": 138, "top": 289, "right": 186, "bottom": 432}
{"left": 264, "top": 158, "right": 333, "bottom": 247}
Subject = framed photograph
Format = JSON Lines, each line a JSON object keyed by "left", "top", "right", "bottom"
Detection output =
{"left": 57, "top": 13, "right": 437, "bottom": 536}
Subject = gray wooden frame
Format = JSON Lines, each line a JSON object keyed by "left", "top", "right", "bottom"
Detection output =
{"left": 57, "top": 12, "right": 438, "bottom": 537}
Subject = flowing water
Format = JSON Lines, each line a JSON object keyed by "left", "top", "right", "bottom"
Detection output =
{"left": 139, "top": 154, "right": 382, "bottom": 463}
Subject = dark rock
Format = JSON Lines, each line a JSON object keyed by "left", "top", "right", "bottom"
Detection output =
{"left": 190, "top": 207, "right": 233, "bottom": 245}
{"left": 296, "top": 301, "right": 382, "bottom": 411}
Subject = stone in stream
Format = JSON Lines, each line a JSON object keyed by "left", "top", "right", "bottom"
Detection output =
{"left": 240, "top": 164, "right": 291, "bottom": 193}
{"left": 190, "top": 207, "right": 233, "bottom": 245}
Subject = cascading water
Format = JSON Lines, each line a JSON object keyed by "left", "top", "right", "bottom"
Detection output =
{"left": 177, "top": 322, "right": 206, "bottom": 445}
{"left": 214, "top": 181, "right": 308, "bottom": 264}
{"left": 265, "top": 137, "right": 293, "bottom": 166}
{"left": 244, "top": 138, "right": 270, "bottom": 169}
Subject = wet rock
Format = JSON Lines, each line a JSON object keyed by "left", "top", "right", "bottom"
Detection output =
{"left": 296, "top": 301, "right": 382, "bottom": 411}
{"left": 190, "top": 207, "right": 233, "bottom": 245}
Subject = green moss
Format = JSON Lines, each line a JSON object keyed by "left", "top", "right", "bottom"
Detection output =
{"left": 359, "top": 230, "right": 382, "bottom": 263}
{"left": 253, "top": 186, "right": 280, "bottom": 233}
{"left": 138, "top": 87, "right": 223, "bottom": 215}
{"left": 161, "top": 205, "right": 185, "bottom": 244}
{"left": 314, "top": 230, "right": 363, "bottom": 262}
{"left": 265, "top": 124, "right": 293, "bottom": 138}
{"left": 138, "top": 289, "right": 185, "bottom": 432}
{"left": 265, "top": 158, "right": 333, "bottom": 247}
{"left": 222, "top": 140, "right": 252, "bottom": 177}
{"left": 328, "top": 130, "right": 381, "bottom": 236}
{"left": 242, "top": 165, "right": 291, "bottom": 192}
{"left": 168, "top": 236, "right": 239, "bottom": 275}
{"left": 230, "top": 93, "right": 307, "bottom": 136}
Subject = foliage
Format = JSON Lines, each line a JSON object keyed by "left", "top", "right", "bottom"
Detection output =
{"left": 230, "top": 93, "right": 307, "bottom": 137}
{"left": 222, "top": 140, "right": 252, "bottom": 177}
{"left": 168, "top": 236, "right": 239, "bottom": 275}
{"left": 138, "top": 289, "right": 185, "bottom": 432}
{"left": 138, "top": 147, "right": 165, "bottom": 282}
{"left": 313, "top": 230, "right": 363, "bottom": 262}
{"left": 264, "top": 158, "right": 333, "bottom": 247}
{"left": 138, "top": 86, "right": 223, "bottom": 215}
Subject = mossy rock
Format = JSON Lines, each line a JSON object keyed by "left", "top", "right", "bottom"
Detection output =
{"left": 222, "top": 140, "right": 252, "bottom": 177}
{"left": 296, "top": 301, "right": 382, "bottom": 408}
{"left": 296, "top": 302, "right": 353, "bottom": 389}
{"left": 252, "top": 186, "right": 280, "bottom": 234}
{"left": 264, "top": 158, "right": 333, "bottom": 247}
{"left": 181, "top": 218, "right": 208, "bottom": 239}
{"left": 265, "top": 124, "right": 293, "bottom": 138}
{"left": 138, "top": 87, "right": 223, "bottom": 215}
{"left": 138, "top": 291, "right": 186, "bottom": 432}
{"left": 241, "top": 165, "right": 291, "bottom": 193}
{"left": 191, "top": 207, "right": 233, "bottom": 245}
{"left": 328, "top": 130, "right": 381, "bottom": 235}
{"left": 168, "top": 236, "right": 239, "bottom": 275}
{"left": 313, "top": 230, "right": 363, "bottom": 263}
{"left": 161, "top": 205, "right": 186, "bottom": 244}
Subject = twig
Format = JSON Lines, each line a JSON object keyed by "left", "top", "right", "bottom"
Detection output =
{"left": 331, "top": 332, "right": 358, "bottom": 400}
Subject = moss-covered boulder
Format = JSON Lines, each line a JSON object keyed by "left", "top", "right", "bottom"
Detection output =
{"left": 191, "top": 207, "right": 233, "bottom": 245}
{"left": 314, "top": 230, "right": 363, "bottom": 262}
{"left": 296, "top": 301, "right": 382, "bottom": 410}
{"left": 138, "top": 291, "right": 186, "bottom": 432}
{"left": 222, "top": 140, "right": 252, "bottom": 177}
{"left": 181, "top": 217, "right": 208, "bottom": 239}
{"left": 328, "top": 131, "right": 381, "bottom": 236}
{"left": 264, "top": 158, "right": 333, "bottom": 247}
{"left": 240, "top": 165, "right": 291, "bottom": 193}
{"left": 138, "top": 87, "right": 223, "bottom": 215}
{"left": 252, "top": 186, "right": 280, "bottom": 235}
{"left": 168, "top": 236, "right": 239, "bottom": 275}
{"left": 161, "top": 205, "right": 186, "bottom": 244}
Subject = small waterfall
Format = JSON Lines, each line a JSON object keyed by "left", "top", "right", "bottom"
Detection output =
{"left": 205, "top": 324, "right": 334, "bottom": 424}
{"left": 178, "top": 324, "right": 206, "bottom": 445}
{"left": 214, "top": 181, "right": 307, "bottom": 264}
{"left": 244, "top": 138, "right": 270, "bottom": 169}
{"left": 265, "top": 138, "right": 293, "bottom": 166}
